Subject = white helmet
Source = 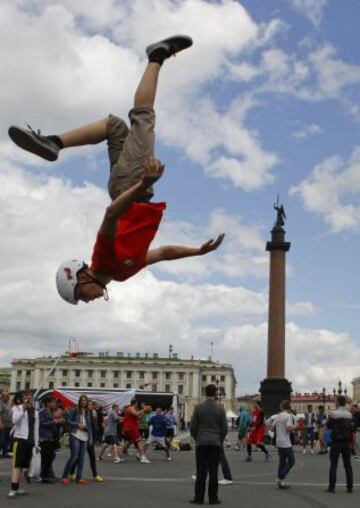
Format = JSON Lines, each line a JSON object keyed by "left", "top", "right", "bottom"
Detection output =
{"left": 56, "top": 259, "right": 87, "bottom": 305}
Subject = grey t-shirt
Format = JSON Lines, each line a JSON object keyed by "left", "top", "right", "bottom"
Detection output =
{"left": 105, "top": 410, "right": 120, "bottom": 436}
{"left": 275, "top": 411, "right": 295, "bottom": 448}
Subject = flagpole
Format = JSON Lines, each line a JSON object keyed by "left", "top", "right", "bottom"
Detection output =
{"left": 33, "top": 353, "right": 63, "bottom": 402}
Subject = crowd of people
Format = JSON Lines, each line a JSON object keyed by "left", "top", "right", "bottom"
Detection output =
{"left": 0, "top": 389, "right": 179, "bottom": 499}
{"left": 1, "top": 387, "right": 360, "bottom": 503}
{"left": 189, "top": 388, "right": 360, "bottom": 504}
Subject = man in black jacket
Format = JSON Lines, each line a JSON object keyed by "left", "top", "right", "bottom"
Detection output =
{"left": 190, "top": 384, "right": 228, "bottom": 505}
{"left": 326, "top": 395, "right": 353, "bottom": 493}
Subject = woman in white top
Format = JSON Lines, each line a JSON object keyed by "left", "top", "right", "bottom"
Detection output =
{"left": 61, "top": 395, "right": 92, "bottom": 484}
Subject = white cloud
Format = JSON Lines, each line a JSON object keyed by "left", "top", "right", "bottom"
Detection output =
{"left": 309, "top": 44, "right": 360, "bottom": 98}
{"left": 292, "top": 123, "right": 323, "bottom": 140}
{"left": 153, "top": 208, "right": 269, "bottom": 281}
{"left": 245, "top": 43, "right": 360, "bottom": 110}
{"left": 290, "top": 146, "right": 360, "bottom": 232}
{"left": 288, "top": 0, "right": 328, "bottom": 27}
{"left": 215, "top": 320, "right": 358, "bottom": 394}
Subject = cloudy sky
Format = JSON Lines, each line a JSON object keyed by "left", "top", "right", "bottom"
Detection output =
{"left": 1, "top": 0, "right": 360, "bottom": 396}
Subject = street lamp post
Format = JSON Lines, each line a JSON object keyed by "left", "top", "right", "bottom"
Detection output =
{"left": 215, "top": 377, "right": 226, "bottom": 405}
{"left": 321, "top": 386, "right": 327, "bottom": 414}
{"left": 215, "top": 377, "right": 220, "bottom": 402}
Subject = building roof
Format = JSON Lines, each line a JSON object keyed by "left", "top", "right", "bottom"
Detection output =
{"left": 291, "top": 392, "right": 352, "bottom": 403}
{"left": 11, "top": 353, "right": 235, "bottom": 371}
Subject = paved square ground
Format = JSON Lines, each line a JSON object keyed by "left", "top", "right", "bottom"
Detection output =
{"left": 0, "top": 435, "right": 359, "bottom": 507}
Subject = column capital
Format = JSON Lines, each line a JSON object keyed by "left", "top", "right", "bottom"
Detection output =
{"left": 266, "top": 225, "right": 291, "bottom": 251}
{"left": 266, "top": 241, "right": 291, "bottom": 252}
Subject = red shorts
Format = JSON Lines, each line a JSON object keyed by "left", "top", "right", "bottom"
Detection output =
{"left": 123, "top": 428, "right": 141, "bottom": 443}
{"left": 248, "top": 427, "right": 265, "bottom": 445}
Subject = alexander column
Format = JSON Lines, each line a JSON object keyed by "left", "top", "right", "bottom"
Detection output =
{"left": 260, "top": 199, "right": 292, "bottom": 416}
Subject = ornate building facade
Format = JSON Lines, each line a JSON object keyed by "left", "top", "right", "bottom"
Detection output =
{"left": 10, "top": 352, "right": 236, "bottom": 422}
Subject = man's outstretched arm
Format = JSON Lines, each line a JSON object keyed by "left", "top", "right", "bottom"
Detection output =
{"left": 99, "top": 156, "right": 165, "bottom": 238}
{"left": 146, "top": 234, "right": 225, "bottom": 265}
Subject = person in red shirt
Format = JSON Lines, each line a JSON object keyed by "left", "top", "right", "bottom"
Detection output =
{"left": 246, "top": 400, "right": 271, "bottom": 463}
{"left": 8, "top": 34, "right": 224, "bottom": 305}
{"left": 121, "top": 399, "right": 150, "bottom": 464}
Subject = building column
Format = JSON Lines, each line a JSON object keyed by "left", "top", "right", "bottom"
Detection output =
{"left": 260, "top": 220, "right": 292, "bottom": 416}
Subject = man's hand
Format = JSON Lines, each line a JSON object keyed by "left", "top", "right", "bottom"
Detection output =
{"left": 142, "top": 156, "right": 165, "bottom": 188}
{"left": 199, "top": 233, "right": 225, "bottom": 255}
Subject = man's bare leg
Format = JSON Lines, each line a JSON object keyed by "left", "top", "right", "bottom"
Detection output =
{"left": 134, "top": 63, "right": 161, "bottom": 109}
{"left": 59, "top": 118, "right": 108, "bottom": 149}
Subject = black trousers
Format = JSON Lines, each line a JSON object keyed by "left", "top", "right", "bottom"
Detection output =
{"left": 329, "top": 441, "right": 353, "bottom": 489}
{"left": 87, "top": 442, "right": 97, "bottom": 477}
{"left": 195, "top": 445, "right": 220, "bottom": 503}
{"left": 219, "top": 446, "right": 232, "bottom": 480}
{"left": 277, "top": 447, "right": 295, "bottom": 480}
{"left": 40, "top": 440, "right": 55, "bottom": 479}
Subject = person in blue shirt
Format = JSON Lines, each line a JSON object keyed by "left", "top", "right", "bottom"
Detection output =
{"left": 145, "top": 408, "right": 171, "bottom": 461}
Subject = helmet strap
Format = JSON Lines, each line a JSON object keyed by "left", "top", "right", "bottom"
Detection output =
{"left": 77, "top": 270, "right": 110, "bottom": 302}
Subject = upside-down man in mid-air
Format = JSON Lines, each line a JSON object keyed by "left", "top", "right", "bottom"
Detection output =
{"left": 9, "top": 35, "right": 224, "bottom": 304}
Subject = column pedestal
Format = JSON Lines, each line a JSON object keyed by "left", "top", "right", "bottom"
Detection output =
{"left": 260, "top": 377, "right": 292, "bottom": 417}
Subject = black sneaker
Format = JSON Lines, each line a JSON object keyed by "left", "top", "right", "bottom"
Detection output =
{"left": 8, "top": 125, "right": 59, "bottom": 161}
{"left": 326, "top": 487, "right": 335, "bottom": 493}
{"left": 146, "top": 35, "right": 193, "bottom": 61}
{"left": 189, "top": 500, "right": 203, "bottom": 505}
{"left": 347, "top": 486, "right": 353, "bottom": 493}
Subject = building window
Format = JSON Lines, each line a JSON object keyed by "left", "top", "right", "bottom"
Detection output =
{"left": 17, "top": 370, "right": 22, "bottom": 377}
{"left": 100, "top": 370, "right": 106, "bottom": 378}
{"left": 201, "top": 386, "right": 206, "bottom": 396}
{"left": 126, "top": 383, "right": 132, "bottom": 389}
{"left": 113, "top": 383, "right": 118, "bottom": 388}
{"left": 26, "top": 370, "right": 31, "bottom": 377}
{"left": 100, "top": 383, "right": 105, "bottom": 388}
{"left": 87, "top": 382, "right": 92, "bottom": 387}
{"left": 211, "top": 375, "right": 216, "bottom": 382}
{"left": 16, "top": 382, "right": 21, "bottom": 390}
{"left": 61, "top": 382, "right": 67, "bottom": 387}
{"left": 139, "top": 385, "right": 144, "bottom": 390}
{"left": 178, "top": 372, "right": 185, "bottom": 381}
{"left": 25, "top": 381, "right": 30, "bottom": 389}
{"left": 152, "top": 372, "right": 158, "bottom": 380}
{"left": 75, "top": 370, "right": 81, "bottom": 377}
{"left": 152, "top": 384, "right": 157, "bottom": 392}
{"left": 220, "top": 375, "right": 225, "bottom": 382}
{"left": 62, "top": 369, "right": 68, "bottom": 377}
{"left": 139, "top": 371, "right": 145, "bottom": 379}
{"left": 178, "top": 384, "right": 184, "bottom": 395}
{"left": 126, "top": 371, "right": 132, "bottom": 379}
{"left": 165, "top": 372, "right": 172, "bottom": 380}
{"left": 202, "top": 375, "right": 207, "bottom": 382}
{"left": 113, "top": 371, "right": 119, "bottom": 378}
{"left": 49, "top": 381, "right": 54, "bottom": 389}
{"left": 87, "top": 370, "right": 93, "bottom": 378}
{"left": 75, "top": 382, "right": 80, "bottom": 387}
{"left": 165, "top": 384, "right": 171, "bottom": 392}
